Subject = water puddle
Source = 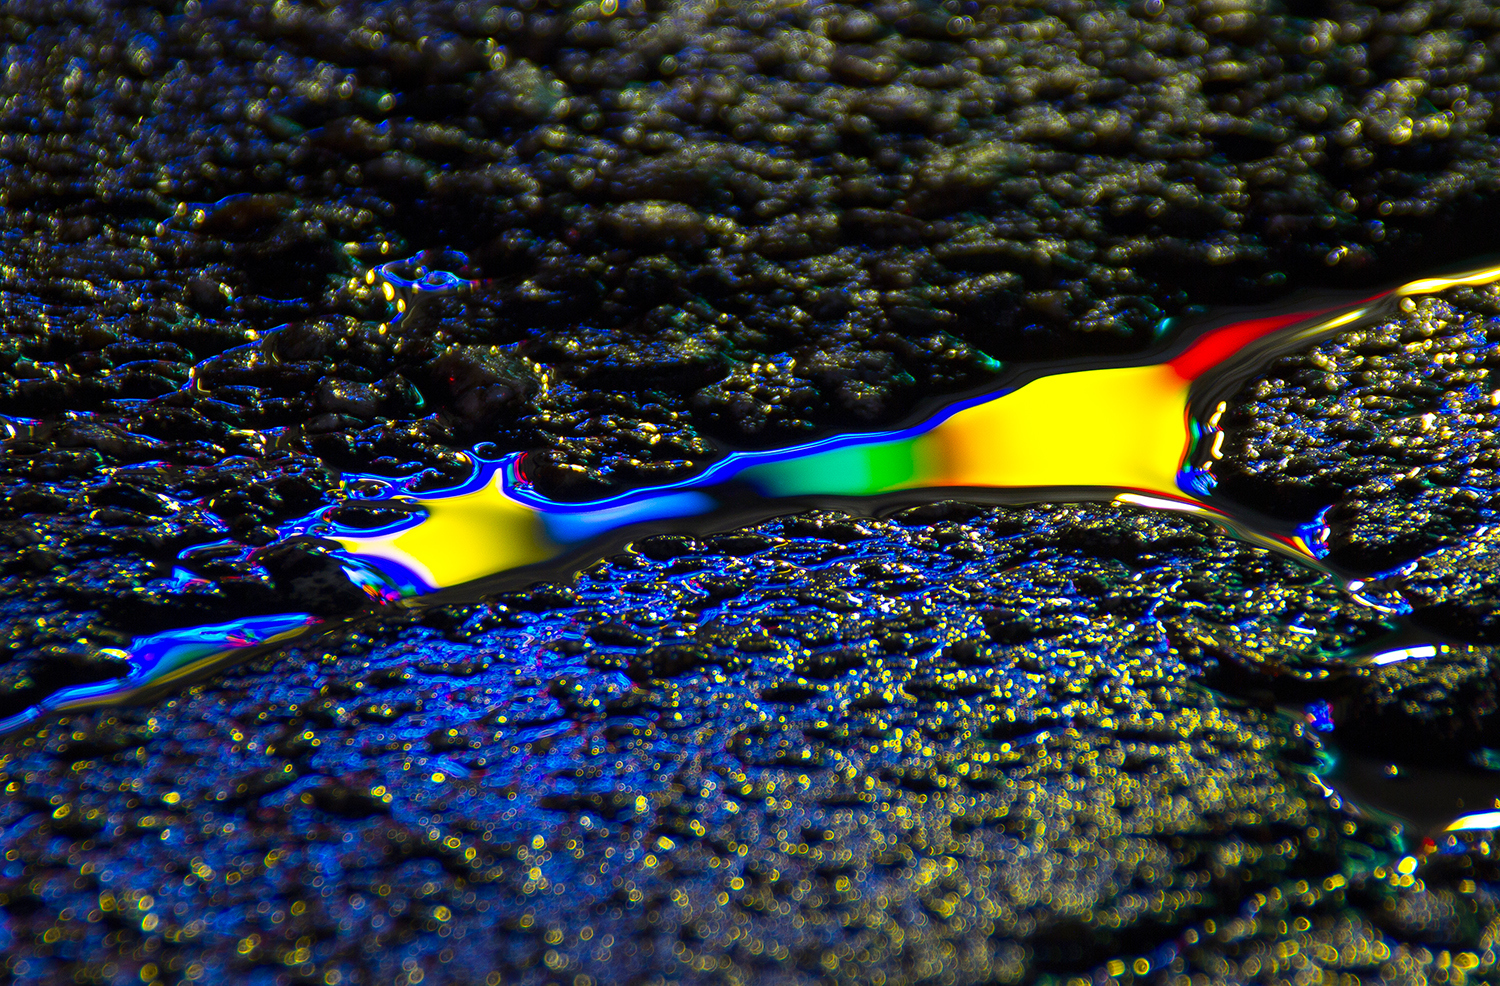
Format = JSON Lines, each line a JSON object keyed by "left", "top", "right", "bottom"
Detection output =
{"left": 1330, "top": 752, "right": 1500, "bottom": 837}
{"left": 11, "top": 258, "right": 1500, "bottom": 837}
{"left": 275, "top": 259, "right": 1500, "bottom": 609}
{"left": 0, "top": 613, "right": 319, "bottom": 733}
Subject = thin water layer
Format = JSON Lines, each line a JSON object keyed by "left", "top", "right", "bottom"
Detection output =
{"left": 10, "top": 4, "right": 1500, "bottom": 980}
{"left": 11, "top": 261, "right": 1500, "bottom": 748}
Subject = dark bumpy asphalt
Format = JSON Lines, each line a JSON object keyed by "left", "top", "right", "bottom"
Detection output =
{"left": 6, "top": 0, "right": 1500, "bottom": 983}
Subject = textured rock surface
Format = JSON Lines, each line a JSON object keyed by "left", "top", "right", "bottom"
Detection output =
{"left": 6, "top": 0, "right": 1500, "bottom": 983}
{"left": 0, "top": 506, "right": 1479, "bottom": 985}
{"left": 5, "top": 0, "right": 1500, "bottom": 491}
{"left": 1216, "top": 286, "right": 1500, "bottom": 629}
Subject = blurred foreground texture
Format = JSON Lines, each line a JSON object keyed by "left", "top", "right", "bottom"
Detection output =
{"left": 7, "top": 0, "right": 1500, "bottom": 983}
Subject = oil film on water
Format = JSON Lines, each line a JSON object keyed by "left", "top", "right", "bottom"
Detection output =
{"left": 12, "top": 257, "right": 1500, "bottom": 839}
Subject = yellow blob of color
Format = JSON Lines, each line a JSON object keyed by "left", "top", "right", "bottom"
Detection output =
{"left": 919, "top": 364, "right": 1191, "bottom": 494}
{"left": 334, "top": 472, "right": 555, "bottom": 591}
{"left": 327, "top": 259, "right": 1500, "bottom": 596}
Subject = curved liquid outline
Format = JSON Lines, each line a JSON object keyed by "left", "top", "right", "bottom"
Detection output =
{"left": 0, "top": 614, "right": 319, "bottom": 734}
{"left": 9, "top": 260, "right": 1500, "bottom": 733}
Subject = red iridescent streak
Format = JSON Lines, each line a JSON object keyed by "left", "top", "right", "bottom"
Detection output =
{"left": 1168, "top": 291, "right": 1390, "bottom": 381}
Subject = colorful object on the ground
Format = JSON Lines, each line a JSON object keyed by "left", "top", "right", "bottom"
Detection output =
{"left": 1305, "top": 700, "right": 1336, "bottom": 733}
{"left": 367, "top": 250, "right": 484, "bottom": 330}
{"left": 301, "top": 295, "right": 1363, "bottom": 597}
{"left": 13, "top": 260, "right": 1500, "bottom": 733}
{"left": 0, "top": 613, "right": 319, "bottom": 733}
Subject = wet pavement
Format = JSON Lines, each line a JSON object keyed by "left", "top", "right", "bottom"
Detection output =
{"left": 8, "top": 0, "right": 1500, "bottom": 983}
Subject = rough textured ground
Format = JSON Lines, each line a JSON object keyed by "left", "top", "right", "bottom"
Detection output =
{"left": 0, "top": 505, "right": 1477, "bottom": 985}
{"left": 7, "top": 0, "right": 1500, "bottom": 983}
{"left": 6, "top": 0, "right": 1500, "bottom": 491}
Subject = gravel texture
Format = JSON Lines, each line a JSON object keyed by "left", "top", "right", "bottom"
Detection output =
{"left": 0, "top": 504, "right": 1470, "bottom": 985}
{"left": 6, "top": 0, "right": 1500, "bottom": 983}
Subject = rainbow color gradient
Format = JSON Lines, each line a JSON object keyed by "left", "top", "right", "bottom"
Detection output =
{"left": 7, "top": 260, "right": 1500, "bottom": 732}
